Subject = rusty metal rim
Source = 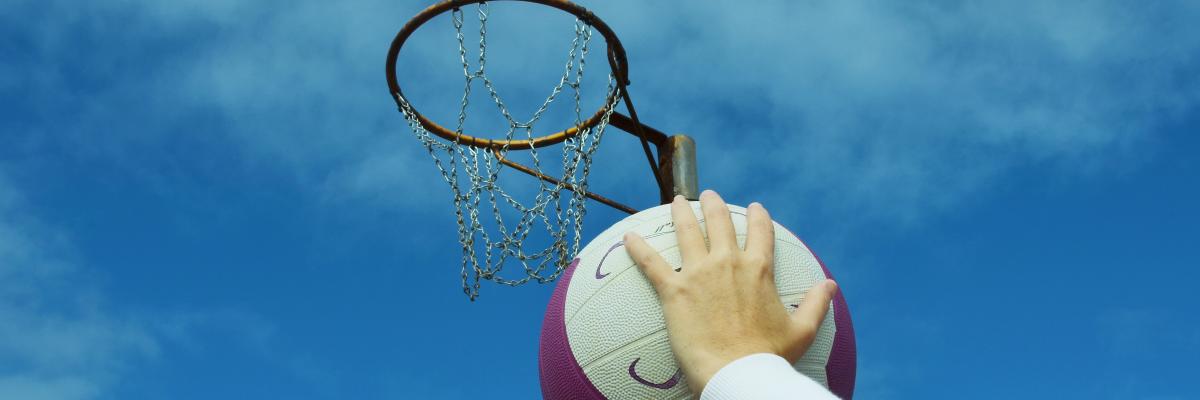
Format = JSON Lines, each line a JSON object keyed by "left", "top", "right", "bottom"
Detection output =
{"left": 386, "top": 0, "right": 629, "bottom": 150}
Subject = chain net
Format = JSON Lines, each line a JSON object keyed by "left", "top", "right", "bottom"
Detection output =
{"left": 394, "top": 4, "right": 620, "bottom": 300}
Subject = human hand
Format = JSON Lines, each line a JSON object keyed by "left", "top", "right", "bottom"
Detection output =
{"left": 623, "top": 190, "right": 839, "bottom": 395}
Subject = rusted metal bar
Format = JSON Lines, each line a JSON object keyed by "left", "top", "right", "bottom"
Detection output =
{"left": 492, "top": 149, "right": 639, "bottom": 215}
{"left": 620, "top": 100, "right": 666, "bottom": 206}
{"left": 608, "top": 112, "right": 668, "bottom": 147}
{"left": 657, "top": 134, "right": 699, "bottom": 203}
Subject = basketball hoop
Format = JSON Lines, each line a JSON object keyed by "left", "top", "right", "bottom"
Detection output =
{"left": 386, "top": 0, "right": 699, "bottom": 299}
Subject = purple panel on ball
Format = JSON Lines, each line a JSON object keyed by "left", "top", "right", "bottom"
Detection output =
{"left": 541, "top": 225, "right": 856, "bottom": 399}
{"left": 539, "top": 258, "right": 607, "bottom": 400}
{"left": 810, "top": 245, "right": 858, "bottom": 400}
{"left": 779, "top": 225, "right": 856, "bottom": 399}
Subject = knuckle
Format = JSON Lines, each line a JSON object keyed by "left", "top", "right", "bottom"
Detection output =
{"left": 753, "top": 225, "right": 774, "bottom": 240}
{"left": 709, "top": 248, "right": 734, "bottom": 261}
{"left": 644, "top": 272, "right": 665, "bottom": 287}
{"left": 674, "top": 219, "right": 698, "bottom": 232}
{"left": 676, "top": 219, "right": 700, "bottom": 235}
{"left": 756, "top": 221, "right": 775, "bottom": 236}
{"left": 661, "top": 280, "right": 687, "bottom": 298}
{"left": 756, "top": 266, "right": 775, "bottom": 281}
{"left": 741, "top": 254, "right": 768, "bottom": 268}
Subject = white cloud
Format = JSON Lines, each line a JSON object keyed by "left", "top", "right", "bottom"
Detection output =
{"left": 9, "top": 0, "right": 1196, "bottom": 299}
{"left": 0, "top": 376, "right": 98, "bottom": 400}
{"left": 8, "top": 0, "right": 1200, "bottom": 226}
{"left": 583, "top": 0, "right": 1200, "bottom": 224}
{"left": 0, "top": 173, "right": 158, "bottom": 399}
{"left": 0, "top": 167, "right": 300, "bottom": 399}
{"left": 170, "top": 1, "right": 1200, "bottom": 225}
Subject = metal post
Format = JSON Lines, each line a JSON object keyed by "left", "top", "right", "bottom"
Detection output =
{"left": 658, "top": 134, "right": 699, "bottom": 203}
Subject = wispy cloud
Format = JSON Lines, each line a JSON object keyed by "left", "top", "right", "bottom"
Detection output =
{"left": 4, "top": 1, "right": 1198, "bottom": 397}
{"left": 0, "top": 166, "right": 307, "bottom": 399}
{"left": 7, "top": 0, "right": 1199, "bottom": 224}
{"left": 0, "top": 172, "right": 157, "bottom": 399}
{"left": 584, "top": 1, "right": 1200, "bottom": 224}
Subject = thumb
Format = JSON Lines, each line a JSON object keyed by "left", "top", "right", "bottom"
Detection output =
{"left": 788, "top": 279, "right": 838, "bottom": 349}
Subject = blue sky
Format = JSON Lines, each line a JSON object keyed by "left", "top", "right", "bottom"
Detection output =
{"left": 2, "top": 0, "right": 1199, "bottom": 399}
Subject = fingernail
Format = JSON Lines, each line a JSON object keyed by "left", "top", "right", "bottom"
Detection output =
{"left": 701, "top": 189, "right": 716, "bottom": 198}
{"left": 825, "top": 279, "right": 839, "bottom": 294}
{"left": 673, "top": 194, "right": 685, "bottom": 202}
{"left": 749, "top": 201, "right": 762, "bottom": 210}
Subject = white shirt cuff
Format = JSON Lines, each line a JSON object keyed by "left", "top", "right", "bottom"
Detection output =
{"left": 700, "top": 353, "right": 839, "bottom": 400}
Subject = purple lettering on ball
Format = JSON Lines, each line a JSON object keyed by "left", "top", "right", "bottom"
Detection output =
{"left": 594, "top": 242, "right": 625, "bottom": 279}
{"left": 628, "top": 358, "right": 682, "bottom": 390}
{"left": 593, "top": 230, "right": 678, "bottom": 280}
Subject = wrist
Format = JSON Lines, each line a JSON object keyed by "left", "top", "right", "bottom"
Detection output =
{"left": 686, "top": 346, "right": 775, "bottom": 394}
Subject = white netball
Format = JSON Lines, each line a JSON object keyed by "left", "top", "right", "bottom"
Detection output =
{"left": 540, "top": 202, "right": 857, "bottom": 399}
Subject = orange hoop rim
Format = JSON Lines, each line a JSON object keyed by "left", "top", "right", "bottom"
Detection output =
{"left": 385, "top": 0, "right": 630, "bottom": 150}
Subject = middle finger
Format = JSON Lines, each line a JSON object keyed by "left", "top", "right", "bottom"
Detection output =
{"left": 700, "top": 190, "right": 738, "bottom": 254}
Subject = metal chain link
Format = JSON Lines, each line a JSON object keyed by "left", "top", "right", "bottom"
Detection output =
{"left": 398, "top": 4, "right": 619, "bottom": 299}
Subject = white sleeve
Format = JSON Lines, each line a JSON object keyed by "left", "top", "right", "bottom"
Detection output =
{"left": 700, "top": 353, "right": 840, "bottom": 400}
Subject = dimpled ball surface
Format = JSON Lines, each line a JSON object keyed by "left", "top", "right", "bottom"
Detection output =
{"left": 539, "top": 202, "right": 856, "bottom": 399}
